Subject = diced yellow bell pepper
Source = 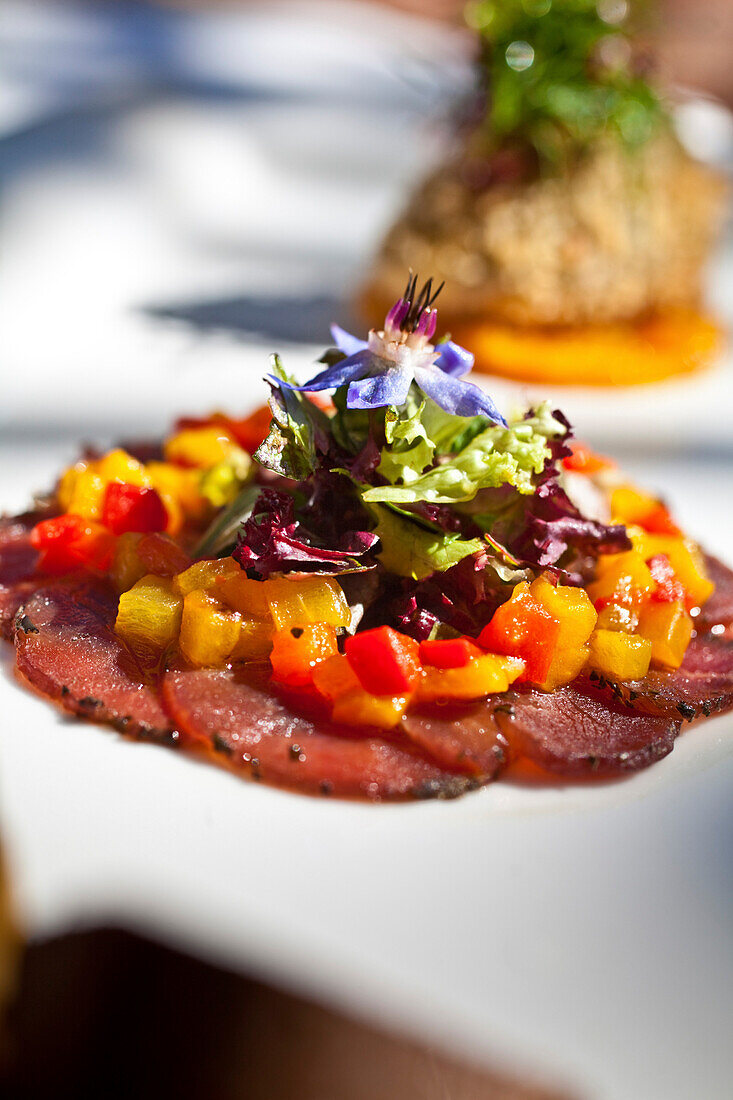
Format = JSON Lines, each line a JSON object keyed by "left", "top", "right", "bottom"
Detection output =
{"left": 199, "top": 452, "right": 252, "bottom": 508}
{"left": 595, "top": 602, "right": 639, "bottom": 633}
{"left": 586, "top": 550, "right": 656, "bottom": 608}
{"left": 111, "top": 533, "right": 146, "bottom": 592}
{"left": 96, "top": 449, "right": 151, "bottom": 487}
{"left": 587, "top": 629, "right": 652, "bottom": 681}
{"left": 179, "top": 590, "right": 242, "bottom": 668}
{"left": 173, "top": 557, "right": 241, "bottom": 597}
{"left": 629, "top": 530, "right": 714, "bottom": 608}
{"left": 270, "top": 623, "right": 338, "bottom": 686}
{"left": 312, "top": 653, "right": 362, "bottom": 701}
{"left": 216, "top": 572, "right": 272, "bottom": 618}
{"left": 611, "top": 484, "right": 661, "bottom": 525}
{"left": 637, "top": 600, "right": 693, "bottom": 670}
{"left": 164, "top": 427, "right": 237, "bottom": 470}
{"left": 147, "top": 462, "right": 209, "bottom": 522}
{"left": 417, "top": 653, "right": 524, "bottom": 702}
{"left": 58, "top": 463, "right": 107, "bottom": 520}
{"left": 530, "top": 575, "right": 598, "bottom": 690}
{"left": 331, "top": 690, "right": 409, "bottom": 729}
{"left": 115, "top": 574, "right": 183, "bottom": 655}
{"left": 230, "top": 618, "right": 273, "bottom": 662}
{"left": 265, "top": 576, "right": 350, "bottom": 631}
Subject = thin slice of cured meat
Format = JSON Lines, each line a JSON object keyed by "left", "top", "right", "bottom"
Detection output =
{"left": 402, "top": 702, "right": 511, "bottom": 779}
{"left": 580, "top": 633, "right": 733, "bottom": 724}
{"left": 0, "top": 513, "right": 41, "bottom": 640}
{"left": 493, "top": 686, "right": 681, "bottom": 777}
{"left": 162, "top": 668, "right": 477, "bottom": 800}
{"left": 696, "top": 554, "right": 733, "bottom": 637}
{"left": 14, "top": 580, "right": 175, "bottom": 741}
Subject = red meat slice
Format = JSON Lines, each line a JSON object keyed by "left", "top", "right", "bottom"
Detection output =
{"left": 494, "top": 686, "right": 681, "bottom": 777}
{"left": 0, "top": 513, "right": 41, "bottom": 640}
{"left": 579, "top": 634, "right": 733, "bottom": 724}
{"left": 14, "top": 580, "right": 174, "bottom": 741}
{"left": 161, "top": 668, "right": 476, "bottom": 800}
{"left": 696, "top": 555, "right": 733, "bottom": 638}
{"left": 402, "top": 703, "right": 511, "bottom": 778}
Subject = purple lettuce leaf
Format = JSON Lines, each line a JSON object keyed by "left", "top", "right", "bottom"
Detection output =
{"left": 233, "top": 488, "right": 378, "bottom": 579}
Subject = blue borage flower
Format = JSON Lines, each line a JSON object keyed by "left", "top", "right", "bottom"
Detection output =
{"left": 274, "top": 275, "right": 507, "bottom": 425}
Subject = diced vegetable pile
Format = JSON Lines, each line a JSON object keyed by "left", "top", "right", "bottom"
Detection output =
{"left": 26, "top": 280, "right": 716, "bottom": 733}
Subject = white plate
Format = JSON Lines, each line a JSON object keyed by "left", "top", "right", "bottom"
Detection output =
{"left": 1, "top": 439, "right": 733, "bottom": 1100}
{"left": 1, "top": 638, "right": 732, "bottom": 1100}
{"left": 1, "top": 6, "right": 732, "bottom": 1096}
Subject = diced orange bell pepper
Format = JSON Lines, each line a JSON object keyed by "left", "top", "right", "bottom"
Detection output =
{"left": 417, "top": 653, "right": 524, "bottom": 702}
{"left": 312, "top": 653, "right": 362, "bottom": 701}
{"left": 115, "top": 575, "right": 183, "bottom": 656}
{"left": 610, "top": 484, "right": 678, "bottom": 533}
{"left": 478, "top": 582, "right": 560, "bottom": 685}
{"left": 639, "top": 505, "right": 681, "bottom": 537}
{"left": 529, "top": 575, "right": 597, "bottom": 690}
{"left": 179, "top": 591, "right": 241, "bottom": 668}
{"left": 647, "top": 554, "right": 686, "bottom": 604}
{"left": 30, "top": 515, "right": 114, "bottom": 575}
{"left": 587, "top": 550, "right": 656, "bottom": 610}
{"left": 173, "top": 408, "right": 272, "bottom": 457}
{"left": 331, "top": 690, "right": 409, "bottom": 729}
{"left": 270, "top": 623, "right": 338, "bottom": 686}
{"left": 345, "top": 626, "right": 421, "bottom": 695}
{"left": 587, "top": 630, "right": 652, "bottom": 682}
{"left": 563, "top": 442, "right": 612, "bottom": 475}
{"left": 102, "top": 483, "right": 168, "bottom": 537}
{"left": 419, "top": 637, "right": 483, "bottom": 669}
{"left": 629, "top": 530, "right": 714, "bottom": 609}
{"left": 227, "top": 406, "right": 272, "bottom": 454}
{"left": 147, "top": 462, "right": 209, "bottom": 523}
{"left": 164, "top": 426, "right": 238, "bottom": 469}
{"left": 638, "top": 600, "right": 693, "bottom": 670}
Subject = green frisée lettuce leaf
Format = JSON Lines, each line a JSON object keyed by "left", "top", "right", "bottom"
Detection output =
{"left": 365, "top": 403, "right": 565, "bottom": 505}
{"left": 419, "top": 400, "right": 489, "bottom": 454}
{"left": 377, "top": 402, "right": 435, "bottom": 488}
{"left": 255, "top": 355, "right": 330, "bottom": 480}
{"left": 366, "top": 502, "right": 484, "bottom": 581}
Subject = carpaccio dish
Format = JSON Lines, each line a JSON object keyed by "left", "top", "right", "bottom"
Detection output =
{"left": 2, "top": 277, "right": 732, "bottom": 800}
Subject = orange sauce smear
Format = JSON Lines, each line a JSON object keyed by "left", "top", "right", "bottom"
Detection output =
{"left": 455, "top": 309, "right": 724, "bottom": 387}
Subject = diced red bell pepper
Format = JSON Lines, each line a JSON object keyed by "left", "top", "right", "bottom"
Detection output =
{"left": 478, "top": 586, "right": 561, "bottom": 684}
{"left": 226, "top": 406, "right": 273, "bottom": 454}
{"left": 306, "top": 392, "right": 336, "bottom": 415}
{"left": 562, "top": 442, "right": 612, "bottom": 475}
{"left": 639, "top": 505, "right": 680, "bottom": 537}
{"left": 345, "top": 626, "right": 421, "bottom": 695}
{"left": 30, "top": 515, "right": 115, "bottom": 574}
{"left": 647, "top": 554, "right": 686, "bottom": 603}
{"left": 419, "top": 637, "right": 482, "bottom": 669}
{"left": 102, "top": 483, "right": 168, "bottom": 536}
